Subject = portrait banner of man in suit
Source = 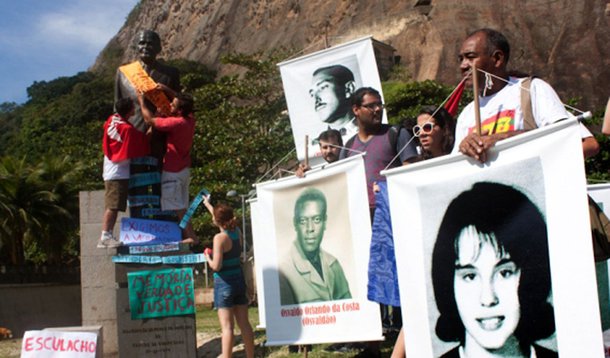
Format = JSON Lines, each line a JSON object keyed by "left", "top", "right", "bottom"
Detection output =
{"left": 254, "top": 155, "right": 383, "bottom": 346}
{"left": 278, "top": 36, "right": 386, "bottom": 163}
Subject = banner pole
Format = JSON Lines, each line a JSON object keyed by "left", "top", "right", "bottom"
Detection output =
{"left": 472, "top": 64, "right": 482, "bottom": 136}
{"left": 304, "top": 135, "right": 309, "bottom": 168}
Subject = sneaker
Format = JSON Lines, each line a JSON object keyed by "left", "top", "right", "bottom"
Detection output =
{"left": 97, "top": 232, "right": 123, "bottom": 248}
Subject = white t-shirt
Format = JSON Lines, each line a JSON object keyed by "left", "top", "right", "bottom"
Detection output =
{"left": 103, "top": 155, "right": 130, "bottom": 181}
{"left": 452, "top": 77, "right": 591, "bottom": 152}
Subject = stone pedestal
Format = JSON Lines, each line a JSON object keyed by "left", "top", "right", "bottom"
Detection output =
{"left": 80, "top": 191, "right": 122, "bottom": 357}
{"left": 115, "top": 259, "right": 196, "bottom": 357}
{"left": 80, "top": 190, "right": 197, "bottom": 357}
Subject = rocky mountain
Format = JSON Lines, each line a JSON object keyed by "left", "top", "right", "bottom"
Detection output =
{"left": 93, "top": 0, "right": 610, "bottom": 111}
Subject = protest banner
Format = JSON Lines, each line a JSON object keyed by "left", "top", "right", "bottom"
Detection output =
{"left": 255, "top": 155, "right": 382, "bottom": 345}
{"left": 21, "top": 330, "right": 97, "bottom": 358}
{"left": 278, "top": 36, "right": 385, "bottom": 162}
{"left": 249, "top": 198, "right": 267, "bottom": 329}
{"left": 127, "top": 267, "right": 195, "bottom": 320}
{"left": 119, "top": 217, "right": 182, "bottom": 246}
{"left": 384, "top": 119, "right": 603, "bottom": 357}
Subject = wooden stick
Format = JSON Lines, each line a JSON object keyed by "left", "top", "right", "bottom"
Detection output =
{"left": 472, "top": 64, "right": 482, "bottom": 136}
{"left": 304, "top": 135, "right": 309, "bottom": 168}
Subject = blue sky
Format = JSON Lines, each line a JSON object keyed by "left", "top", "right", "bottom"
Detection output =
{"left": 0, "top": 0, "right": 139, "bottom": 104}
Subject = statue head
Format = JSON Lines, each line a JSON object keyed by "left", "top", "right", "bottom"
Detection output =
{"left": 137, "top": 30, "right": 162, "bottom": 64}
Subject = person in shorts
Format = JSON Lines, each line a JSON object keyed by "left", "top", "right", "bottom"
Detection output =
{"left": 100, "top": 98, "right": 150, "bottom": 248}
{"left": 138, "top": 89, "right": 198, "bottom": 244}
{"left": 203, "top": 197, "right": 255, "bottom": 358}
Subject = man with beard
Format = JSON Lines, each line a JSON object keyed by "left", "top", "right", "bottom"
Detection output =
{"left": 340, "top": 86, "right": 418, "bottom": 358}
{"left": 295, "top": 128, "right": 343, "bottom": 177}
{"left": 340, "top": 87, "right": 418, "bottom": 217}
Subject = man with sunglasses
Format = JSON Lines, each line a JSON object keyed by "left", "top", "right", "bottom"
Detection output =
{"left": 454, "top": 28, "right": 599, "bottom": 162}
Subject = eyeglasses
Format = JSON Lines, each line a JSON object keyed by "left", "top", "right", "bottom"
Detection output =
{"left": 297, "top": 215, "right": 324, "bottom": 226}
{"left": 360, "top": 102, "right": 385, "bottom": 111}
{"left": 412, "top": 122, "right": 437, "bottom": 137}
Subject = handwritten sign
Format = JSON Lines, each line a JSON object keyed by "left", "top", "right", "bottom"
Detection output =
{"left": 112, "top": 254, "right": 206, "bottom": 265}
{"left": 128, "top": 268, "right": 196, "bottom": 319}
{"left": 21, "top": 330, "right": 97, "bottom": 358}
{"left": 120, "top": 217, "right": 182, "bottom": 246}
{"left": 129, "top": 243, "right": 181, "bottom": 254}
{"left": 112, "top": 255, "right": 163, "bottom": 264}
{"left": 179, "top": 188, "right": 210, "bottom": 229}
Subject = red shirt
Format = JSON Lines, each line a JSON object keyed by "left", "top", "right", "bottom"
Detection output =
{"left": 102, "top": 114, "right": 150, "bottom": 162}
{"left": 154, "top": 114, "right": 195, "bottom": 172}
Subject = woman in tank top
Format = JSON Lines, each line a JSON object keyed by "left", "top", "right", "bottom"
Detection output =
{"left": 203, "top": 197, "right": 255, "bottom": 358}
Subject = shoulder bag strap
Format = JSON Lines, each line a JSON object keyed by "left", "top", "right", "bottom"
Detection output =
{"left": 521, "top": 76, "right": 537, "bottom": 130}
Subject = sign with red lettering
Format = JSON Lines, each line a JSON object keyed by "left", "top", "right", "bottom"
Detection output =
{"left": 120, "top": 217, "right": 182, "bottom": 246}
{"left": 128, "top": 268, "right": 196, "bottom": 319}
{"left": 21, "top": 330, "right": 97, "bottom": 358}
{"left": 255, "top": 155, "right": 383, "bottom": 345}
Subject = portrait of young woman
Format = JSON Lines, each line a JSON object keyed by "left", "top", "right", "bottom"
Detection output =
{"left": 431, "top": 182, "right": 557, "bottom": 358}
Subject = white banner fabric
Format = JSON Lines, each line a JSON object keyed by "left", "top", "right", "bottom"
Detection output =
{"left": 255, "top": 155, "right": 382, "bottom": 345}
{"left": 278, "top": 36, "right": 385, "bottom": 161}
{"left": 384, "top": 119, "right": 603, "bottom": 357}
{"left": 249, "top": 198, "right": 267, "bottom": 329}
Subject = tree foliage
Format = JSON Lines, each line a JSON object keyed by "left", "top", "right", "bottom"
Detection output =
{"left": 382, "top": 79, "right": 473, "bottom": 126}
{"left": 0, "top": 156, "right": 75, "bottom": 265}
{"left": 189, "top": 51, "right": 295, "bottom": 243}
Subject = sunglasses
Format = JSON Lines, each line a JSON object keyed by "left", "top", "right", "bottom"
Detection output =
{"left": 413, "top": 122, "right": 437, "bottom": 137}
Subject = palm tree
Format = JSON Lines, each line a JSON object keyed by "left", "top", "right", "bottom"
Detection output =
{"left": 0, "top": 156, "right": 70, "bottom": 266}
{"left": 35, "top": 155, "right": 82, "bottom": 264}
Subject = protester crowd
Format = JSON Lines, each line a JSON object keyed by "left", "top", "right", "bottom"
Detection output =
{"left": 100, "top": 27, "right": 607, "bottom": 358}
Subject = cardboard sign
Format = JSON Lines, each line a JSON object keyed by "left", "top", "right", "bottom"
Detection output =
{"left": 21, "top": 330, "right": 97, "bottom": 358}
{"left": 128, "top": 268, "right": 196, "bottom": 319}
{"left": 120, "top": 217, "right": 182, "bottom": 246}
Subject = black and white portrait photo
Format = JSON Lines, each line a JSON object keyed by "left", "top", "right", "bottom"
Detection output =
{"left": 385, "top": 121, "right": 604, "bottom": 357}
{"left": 272, "top": 173, "right": 356, "bottom": 304}
{"left": 432, "top": 182, "right": 556, "bottom": 358}
{"left": 277, "top": 186, "right": 352, "bottom": 305}
{"left": 255, "top": 154, "right": 383, "bottom": 345}
{"left": 278, "top": 37, "right": 385, "bottom": 161}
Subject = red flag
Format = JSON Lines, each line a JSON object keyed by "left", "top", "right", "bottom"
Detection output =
{"left": 444, "top": 79, "right": 465, "bottom": 117}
